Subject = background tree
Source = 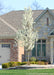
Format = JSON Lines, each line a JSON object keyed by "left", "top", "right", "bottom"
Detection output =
{"left": 31, "top": 0, "right": 43, "bottom": 10}
{"left": 0, "top": 1, "right": 13, "bottom": 15}
{"left": 16, "top": 7, "right": 38, "bottom": 63}
{"left": 0, "top": 2, "right": 4, "bottom": 14}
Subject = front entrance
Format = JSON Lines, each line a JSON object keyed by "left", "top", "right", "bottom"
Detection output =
{"left": 50, "top": 38, "right": 54, "bottom": 64}
{"left": 49, "top": 29, "right": 54, "bottom": 64}
{"left": 53, "top": 41, "right": 54, "bottom": 63}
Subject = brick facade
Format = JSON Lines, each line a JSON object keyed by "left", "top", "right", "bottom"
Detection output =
{"left": 0, "top": 39, "right": 24, "bottom": 62}
{"left": 18, "top": 41, "right": 24, "bottom": 62}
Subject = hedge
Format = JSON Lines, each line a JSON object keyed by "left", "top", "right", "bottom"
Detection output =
{"left": 2, "top": 61, "right": 48, "bottom": 68}
{"left": 2, "top": 63, "right": 9, "bottom": 68}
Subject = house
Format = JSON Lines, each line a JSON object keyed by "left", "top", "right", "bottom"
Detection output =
{"left": 0, "top": 8, "right": 54, "bottom": 64}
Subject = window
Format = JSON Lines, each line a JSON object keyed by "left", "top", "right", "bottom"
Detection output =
{"left": 47, "top": 18, "right": 49, "bottom": 26}
{"left": 37, "top": 44, "right": 41, "bottom": 56}
{"left": 42, "top": 40, "right": 46, "bottom": 43}
{"left": 42, "top": 44, "right": 46, "bottom": 56}
{"left": 37, "top": 40, "right": 46, "bottom": 57}
{"left": 37, "top": 40, "right": 41, "bottom": 43}
{"left": 32, "top": 40, "right": 46, "bottom": 57}
{"left": 2, "top": 44, "right": 10, "bottom": 48}
{"left": 32, "top": 43, "right": 36, "bottom": 57}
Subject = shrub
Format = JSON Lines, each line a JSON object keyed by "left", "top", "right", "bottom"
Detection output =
{"left": 36, "top": 59, "right": 39, "bottom": 62}
{"left": 37, "top": 61, "right": 45, "bottom": 65}
{"left": 40, "top": 61, "right": 45, "bottom": 65}
{"left": 30, "top": 61, "right": 45, "bottom": 65}
{"left": 2, "top": 63, "right": 9, "bottom": 68}
{"left": 17, "top": 62, "right": 22, "bottom": 66}
{"left": 29, "top": 57, "right": 36, "bottom": 62}
{"left": 8, "top": 62, "right": 17, "bottom": 67}
{"left": 35, "top": 61, "right": 39, "bottom": 64}
{"left": 20, "top": 62, "right": 27, "bottom": 65}
{"left": 30, "top": 61, "right": 36, "bottom": 64}
{"left": 45, "top": 62, "right": 48, "bottom": 65}
{"left": 38, "top": 61, "right": 41, "bottom": 65}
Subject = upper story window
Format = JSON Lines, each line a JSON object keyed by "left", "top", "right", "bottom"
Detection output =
{"left": 47, "top": 18, "right": 49, "bottom": 26}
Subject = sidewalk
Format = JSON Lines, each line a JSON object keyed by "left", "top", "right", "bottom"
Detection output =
{"left": 8, "top": 64, "right": 54, "bottom": 69}
{"left": 19, "top": 64, "right": 54, "bottom": 69}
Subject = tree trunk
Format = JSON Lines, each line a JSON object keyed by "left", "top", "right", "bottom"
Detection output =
{"left": 27, "top": 51, "right": 30, "bottom": 65}
{"left": 28, "top": 51, "right": 29, "bottom": 62}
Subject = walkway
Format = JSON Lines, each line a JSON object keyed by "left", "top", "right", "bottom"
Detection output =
{"left": 21, "top": 64, "right": 54, "bottom": 69}
{"left": 8, "top": 64, "right": 54, "bottom": 69}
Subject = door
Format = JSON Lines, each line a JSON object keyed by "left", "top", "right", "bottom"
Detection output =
{"left": 0, "top": 44, "right": 10, "bottom": 64}
{"left": 53, "top": 41, "right": 54, "bottom": 63}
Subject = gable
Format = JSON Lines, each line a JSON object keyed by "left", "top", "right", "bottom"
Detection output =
{"left": 49, "top": 29, "right": 54, "bottom": 35}
{"left": 34, "top": 8, "right": 54, "bottom": 39}
{"left": 34, "top": 8, "right": 54, "bottom": 31}
{"left": 34, "top": 8, "right": 54, "bottom": 23}
{"left": 36, "top": 11, "right": 53, "bottom": 26}
{"left": 50, "top": 32, "right": 54, "bottom": 35}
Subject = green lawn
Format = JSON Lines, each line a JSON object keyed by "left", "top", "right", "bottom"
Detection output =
{"left": 0, "top": 69, "right": 54, "bottom": 75}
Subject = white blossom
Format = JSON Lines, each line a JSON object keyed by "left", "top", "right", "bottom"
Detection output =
{"left": 16, "top": 7, "right": 39, "bottom": 62}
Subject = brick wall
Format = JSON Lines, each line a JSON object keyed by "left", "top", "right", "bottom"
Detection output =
{"left": 0, "top": 39, "right": 24, "bottom": 62}
{"left": 18, "top": 41, "right": 24, "bottom": 62}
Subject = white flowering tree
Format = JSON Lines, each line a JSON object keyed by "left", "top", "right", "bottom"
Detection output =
{"left": 16, "top": 7, "right": 38, "bottom": 63}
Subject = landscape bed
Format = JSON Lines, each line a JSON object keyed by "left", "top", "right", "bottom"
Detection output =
{"left": 0, "top": 69, "right": 54, "bottom": 75}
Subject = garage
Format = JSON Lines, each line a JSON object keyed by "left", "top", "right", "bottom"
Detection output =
{"left": 0, "top": 44, "right": 10, "bottom": 64}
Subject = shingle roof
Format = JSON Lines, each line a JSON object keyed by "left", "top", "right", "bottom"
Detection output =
{"left": 0, "top": 9, "right": 54, "bottom": 38}
{"left": 0, "top": 10, "right": 43, "bottom": 30}
{"left": 0, "top": 19, "right": 16, "bottom": 38}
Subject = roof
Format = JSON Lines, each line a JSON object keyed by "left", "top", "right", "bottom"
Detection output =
{"left": 0, "top": 10, "right": 43, "bottom": 30}
{"left": 0, "top": 9, "right": 54, "bottom": 38}
{"left": 34, "top": 8, "right": 54, "bottom": 22}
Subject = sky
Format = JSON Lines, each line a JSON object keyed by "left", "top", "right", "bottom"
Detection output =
{"left": 0, "top": 0, "right": 54, "bottom": 14}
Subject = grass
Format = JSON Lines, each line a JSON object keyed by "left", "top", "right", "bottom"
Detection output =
{"left": 0, "top": 69, "right": 54, "bottom": 75}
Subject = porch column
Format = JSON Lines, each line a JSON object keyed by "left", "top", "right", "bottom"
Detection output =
{"left": 50, "top": 38, "right": 53, "bottom": 64}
